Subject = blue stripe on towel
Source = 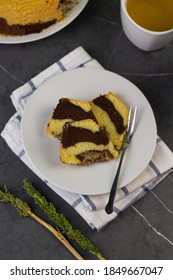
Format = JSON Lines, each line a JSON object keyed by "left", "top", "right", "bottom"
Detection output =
{"left": 149, "top": 161, "right": 160, "bottom": 175}
{"left": 157, "top": 137, "right": 161, "bottom": 143}
{"left": 113, "top": 206, "right": 121, "bottom": 214}
{"left": 18, "top": 149, "right": 25, "bottom": 158}
{"left": 20, "top": 91, "right": 33, "bottom": 102}
{"left": 89, "top": 222, "right": 95, "bottom": 229}
{"left": 148, "top": 175, "right": 162, "bottom": 189}
{"left": 78, "top": 58, "right": 93, "bottom": 68}
{"left": 72, "top": 197, "right": 82, "bottom": 208}
{"left": 82, "top": 195, "right": 97, "bottom": 211}
{"left": 18, "top": 86, "right": 34, "bottom": 107}
{"left": 28, "top": 80, "right": 36, "bottom": 91}
{"left": 16, "top": 114, "right": 21, "bottom": 122}
{"left": 121, "top": 186, "right": 129, "bottom": 196}
{"left": 141, "top": 185, "right": 149, "bottom": 192}
{"left": 57, "top": 60, "right": 66, "bottom": 72}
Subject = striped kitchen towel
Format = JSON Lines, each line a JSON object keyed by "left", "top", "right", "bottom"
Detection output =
{"left": 1, "top": 46, "right": 173, "bottom": 230}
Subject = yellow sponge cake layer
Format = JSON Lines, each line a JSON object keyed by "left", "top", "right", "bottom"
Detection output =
{"left": 0, "top": 0, "right": 63, "bottom": 35}
{"left": 91, "top": 92, "right": 129, "bottom": 150}
{"left": 60, "top": 119, "right": 119, "bottom": 166}
{"left": 47, "top": 98, "right": 96, "bottom": 139}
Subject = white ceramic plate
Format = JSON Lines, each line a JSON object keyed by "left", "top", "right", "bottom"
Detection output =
{"left": 21, "top": 68, "right": 157, "bottom": 195}
{"left": 0, "top": 0, "right": 89, "bottom": 44}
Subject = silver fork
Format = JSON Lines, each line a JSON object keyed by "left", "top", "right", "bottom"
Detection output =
{"left": 105, "top": 105, "right": 137, "bottom": 215}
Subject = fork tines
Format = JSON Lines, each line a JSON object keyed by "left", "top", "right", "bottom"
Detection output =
{"left": 126, "top": 105, "right": 137, "bottom": 141}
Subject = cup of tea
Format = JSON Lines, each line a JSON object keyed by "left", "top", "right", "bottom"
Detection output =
{"left": 120, "top": 0, "right": 173, "bottom": 51}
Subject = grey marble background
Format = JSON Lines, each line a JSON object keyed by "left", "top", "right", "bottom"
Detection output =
{"left": 0, "top": 0, "right": 173, "bottom": 260}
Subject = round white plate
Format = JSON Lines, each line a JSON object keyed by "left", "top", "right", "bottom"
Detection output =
{"left": 0, "top": 0, "right": 89, "bottom": 44}
{"left": 21, "top": 68, "right": 157, "bottom": 195}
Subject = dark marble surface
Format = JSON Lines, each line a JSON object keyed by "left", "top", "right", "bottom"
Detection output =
{"left": 0, "top": 0, "right": 173, "bottom": 260}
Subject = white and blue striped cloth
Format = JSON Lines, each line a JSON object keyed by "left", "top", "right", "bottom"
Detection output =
{"left": 1, "top": 46, "right": 173, "bottom": 230}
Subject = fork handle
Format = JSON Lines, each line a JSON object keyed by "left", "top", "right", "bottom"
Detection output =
{"left": 105, "top": 149, "right": 126, "bottom": 214}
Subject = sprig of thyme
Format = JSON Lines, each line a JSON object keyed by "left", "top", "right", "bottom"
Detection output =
{"left": 0, "top": 187, "right": 83, "bottom": 260}
{"left": 23, "top": 179, "right": 105, "bottom": 260}
{"left": 0, "top": 186, "right": 31, "bottom": 217}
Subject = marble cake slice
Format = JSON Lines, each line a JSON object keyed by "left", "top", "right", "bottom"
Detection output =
{"left": 60, "top": 119, "right": 119, "bottom": 166}
{"left": 47, "top": 97, "right": 96, "bottom": 139}
{"left": 90, "top": 91, "right": 129, "bottom": 150}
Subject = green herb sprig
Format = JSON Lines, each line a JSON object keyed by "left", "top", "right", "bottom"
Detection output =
{"left": 23, "top": 179, "right": 105, "bottom": 260}
{"left": 0, "top": 186, "right": 84, "bottom": 260}
{"left": 0, "top": 186, "right": 31, "bottom": 217}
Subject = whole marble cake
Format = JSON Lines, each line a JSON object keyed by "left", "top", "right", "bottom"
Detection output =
{"left": 0, "top": 0, "right": 63, "bottom": 35}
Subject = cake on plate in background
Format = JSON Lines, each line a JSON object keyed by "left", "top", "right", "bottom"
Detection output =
{"left": 0, "top": 0, "right": 63, "bottom": 35}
